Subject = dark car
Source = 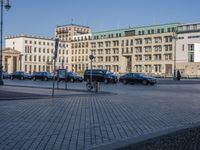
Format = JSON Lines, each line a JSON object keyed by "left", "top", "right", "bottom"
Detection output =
{"left": 84, "top": 69, "right": 118, "bottom": 84}
{"left": 10, "top": 71, "right": 30, "bottom": 80}
{"left": 57, "top": 71, "right": 83, "bottom": 82}
{"left": 32, "top": 72, "right": 53, "bottom": 81}
{"left": 67, "top": 72, "right": 83, "bottom": 82}
{"left": 24, "top": 73, "right": 32, "bottom": 80}
{"left": 119, "top": 73, "right": 157, "bottom": 85}
{"left": 2, "top": 71, "right": 9, "bottom": 79}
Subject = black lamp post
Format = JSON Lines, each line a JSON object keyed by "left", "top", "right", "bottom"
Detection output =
{"left": 173, "top": 33, "right": 177, "bottom": 80}
{"left": 0, "top": 0, "right": 11, "bottom": 85}
{"left": 89, "top": 54, "right": 95, "bottom": 83}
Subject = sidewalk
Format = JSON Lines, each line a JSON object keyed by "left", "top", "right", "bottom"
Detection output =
{"left": 0, "top": 83, "right": 200, "bottom": 149}
{"left": 0, "top": 85, "right": 94, "bottom": 100}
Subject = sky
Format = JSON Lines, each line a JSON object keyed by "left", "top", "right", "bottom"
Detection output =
{"left": 3, "top": 0, "right": 200, "bottom": 38}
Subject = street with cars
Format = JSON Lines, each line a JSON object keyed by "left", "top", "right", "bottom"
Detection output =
{"left": 3, "top": 69, "right": 160, "bottom": 87}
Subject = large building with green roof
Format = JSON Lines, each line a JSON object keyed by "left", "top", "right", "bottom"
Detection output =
{"left": 4, "top": 22, "right": 200, "bottom": 77}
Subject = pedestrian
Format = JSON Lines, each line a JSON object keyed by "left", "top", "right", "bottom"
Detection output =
{"left": 177, "top": 70, "right": 181, "bottom": 80}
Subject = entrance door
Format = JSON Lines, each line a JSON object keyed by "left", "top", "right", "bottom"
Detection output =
{"left": 165, "top": 64, "right": 172, "bottom": 76}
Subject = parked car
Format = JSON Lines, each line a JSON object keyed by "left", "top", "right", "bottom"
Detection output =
{"left": 67, "top": 72, "right": 83, "bottom": 82}
{"left": 57, "top": 70, "right": 83, "bottom": 82}
{"left": 119, "top": 73, "right": 157, "bottom": 85}
{"left": 84, "top": 69, "right": 118, "bottom": 83}
{"left": 32, "top": 72, "right": 53, "bottom": 81}
{"left": 2, "top": 71, "right": 9, "bottom": 79}
{"left": 10, "top": 71, "right": 30, "bottom": 80}
{"left": 24, "top": 73, "right": 32, "bottom": 80}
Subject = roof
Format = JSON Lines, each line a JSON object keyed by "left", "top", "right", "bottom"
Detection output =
{"left": 56, "top": 24, "right": 90, "bottom": 29}
{"left": 5, "top": 34, "right": 54, "bottom": 41}
{"left": 92, "top": 23, "right": 180, "bottom": 34}
{"left": 3, "top": 48, "right": 21, "bottom": 54}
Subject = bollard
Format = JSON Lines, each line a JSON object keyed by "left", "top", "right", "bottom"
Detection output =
{"left": 95, "top": 81, "right": 99, "bottom": 93}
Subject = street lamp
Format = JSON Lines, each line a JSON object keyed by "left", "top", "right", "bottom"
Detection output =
{"left": 173, "top": 32, "right": 177, "bottom": 80}
{"left": 0, "top": 0, "right": 11, "bottom": 85}
{"left": 89, "top": 54, "right": 95, "bottom": 83}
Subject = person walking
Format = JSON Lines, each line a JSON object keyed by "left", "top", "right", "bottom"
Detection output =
{"left": 177, "top": 70, "right": 181, "bottom": 80}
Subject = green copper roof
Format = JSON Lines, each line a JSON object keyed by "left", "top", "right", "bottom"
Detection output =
{"left": 92, "top": 23, "right": 181, "bottom": 39}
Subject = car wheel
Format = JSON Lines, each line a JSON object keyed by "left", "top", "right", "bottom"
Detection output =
{"left": 33, "top": 77, "right": 36, "bottom": 81}
{"left": 86, "top": 82, "right": 93, "bottom": 91}
{"left": 44, "top": 77, "right": 48, "bottom": 81}
{"left": 142, "top": 80, "right": 148, "bottom": 85}
{"left": 70, "top": 78, "right": 74, "bottom": 82}
{"left": 11, "top": 76, "right": 13, "bottom": 80}
{"left": 21, "top": 77, "right": 24, "bottom": 80}
{"left": 123, "top": 80, "right": 128, "bottom": 84}
{"left": 104, "top": 79, "right": 109, "bottom": 84}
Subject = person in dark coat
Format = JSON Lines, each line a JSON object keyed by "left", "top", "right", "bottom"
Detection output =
{"left": 177, "top": 70, "right": 181, "bottom": 80}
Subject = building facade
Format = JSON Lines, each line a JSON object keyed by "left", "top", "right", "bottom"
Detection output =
{"left": 61, "top": 23, "right": 179, "bottom": 76}
{"left": 4, "top": 35, "right": 70, "bottom": 73}
{"left": 176, "top": 23, "right": 200, "bottom": 77}
{"left": 3, "top": 22, "right": 200, "bottom": 77}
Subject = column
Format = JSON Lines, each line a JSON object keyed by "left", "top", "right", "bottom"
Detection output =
{"left": 16, "top": 56, "right": 19, "bottom": 71}
{"left": 2, "top": 55, "right": 5, "bottom": 71}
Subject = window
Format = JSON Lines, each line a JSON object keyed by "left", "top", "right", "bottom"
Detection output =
{"left": 29, "top": 56, "right": 32, "bottom": 61}
{"left": 193, "top": 24, "right": 197, "bottom": 30}
{"left": 34, "top": 56, "right": 37, "bottom": 61}
{"left": 186, "top": 25, "right": 190, "bottom": 30}
{"left": 25, "top": 55, "right": 27, "bottom": 61}
{"left": 188, "top": 52, "right": 194, "bottom": 62}
{"left": 188, "top": 44, "right": 194, "bottom": 51}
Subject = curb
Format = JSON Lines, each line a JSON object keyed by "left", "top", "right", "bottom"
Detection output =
{"left": 92, "top": 122, "right": 200, "bottom": 150}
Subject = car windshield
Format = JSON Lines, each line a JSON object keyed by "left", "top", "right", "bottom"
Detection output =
{"left": 106, "top": 71, "right": 113, "bottom": 75}
{"left": 135, "top": 73, "right": 145, "bottom": 77}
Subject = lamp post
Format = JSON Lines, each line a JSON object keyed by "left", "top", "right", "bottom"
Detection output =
{"left": 89, "top": 54, "right": 95, "bottom": 83}
{"left": 0, "top": 0, "right": 11, "bottom": 85}
{"left": 173, "top": 32, "right": 177, "bottom": 80}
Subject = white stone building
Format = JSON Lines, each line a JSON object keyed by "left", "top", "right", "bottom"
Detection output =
{"left": 4, "top": 35, "right": 70, "bottom": 73}
{"left": 176, "top": 23, "right": 200, "bottom": 77}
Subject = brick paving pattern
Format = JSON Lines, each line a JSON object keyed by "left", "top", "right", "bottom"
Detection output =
{"left": 0, "top": 92, "right": 200, "bottom": 150}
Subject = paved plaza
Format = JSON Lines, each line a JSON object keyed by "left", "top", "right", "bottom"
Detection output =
{"left": 0, "top": 80, "right": 200, "bottom": 149}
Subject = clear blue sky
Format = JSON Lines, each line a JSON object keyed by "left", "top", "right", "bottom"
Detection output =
{"left": 3, "top": 0, "right": 200, "bottom": 38}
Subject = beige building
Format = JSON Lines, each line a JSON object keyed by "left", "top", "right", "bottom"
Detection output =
{"left": 3, "top": 22, "right": 200, "bottom": 77}
{"left": 66, "top": 23, "right": 179, "bottom": 77}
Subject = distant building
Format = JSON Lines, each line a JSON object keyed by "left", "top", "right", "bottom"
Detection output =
{"left": 68, "top": 23, "right": 179, "bottom": 76}
{"left": 3, "top": 35, "right": 69, "bottom": 73}
{"left": 176, "top": 23, "right": 200, "bottom": 77}
{"left": 55, "top": 24, "right": 91, "bottom": 42}
{"left": 3, "top": 22, "right": 200, "bottom": 77}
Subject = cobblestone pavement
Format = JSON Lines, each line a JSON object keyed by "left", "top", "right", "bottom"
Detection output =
{"left": 0, "top": 85, "right": 200, "bottom": 150}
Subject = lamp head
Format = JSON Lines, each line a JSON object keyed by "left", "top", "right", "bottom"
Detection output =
{"left": 5, "top": 1, "right": 11, "bottom": 11}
